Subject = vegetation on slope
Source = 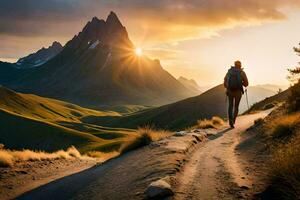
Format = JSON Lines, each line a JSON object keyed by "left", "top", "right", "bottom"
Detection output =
{"left": 84, "top": 85, "right": 228, "bottom": 130}
{"left": 258, "top": 47, "right": 300, "bottom": 199}
{"left": 119, "top": 126, "right": 172, "bottom": 154}
{"left": 0, "top": 145, "right": 83, "bottom": 167}
{"left": 195, "top": 116, "right": 224, "bottom": 129}
{"left": 0, "top": 86, "right": 135, "bottom": 153}
{"left": 245, "top": 88, "right": 290, "bottom": 114}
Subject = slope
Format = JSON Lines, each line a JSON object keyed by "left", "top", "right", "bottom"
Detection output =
{"left": 85, "top": 84, "right": 279, "bottom": 131}
{"left": 84, "top": 85, "right": 228, "bottom": 130}
{"left": 178, "top": 76, "right": 202, "bottom": 94}
{"left": 246, "top": 88, "right": 290, "bottom": 113}
{"left": 16, "top": 41, "right": 63, "bottom": 68}
{"left": 0, "top": 86, "right": 135, "bottom": 152}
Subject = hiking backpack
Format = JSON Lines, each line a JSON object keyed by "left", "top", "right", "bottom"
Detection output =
{"left": 227, "top": 67, "right": 243, "bottom": 91}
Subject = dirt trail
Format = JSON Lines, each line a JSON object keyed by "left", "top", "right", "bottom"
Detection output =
{"left": 14, "top": 111, "right": 270, "bottom": 200}
{"left": 173, "top": 111, "right": 270, "bottom": 200}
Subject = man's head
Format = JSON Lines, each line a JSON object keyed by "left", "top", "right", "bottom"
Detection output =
{"left": 234, "top": 60, "right": 242, "bottom": 68}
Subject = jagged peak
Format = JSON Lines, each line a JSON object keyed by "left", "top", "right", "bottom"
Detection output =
{"left": 51, "top": 41, "right": 62, "bottom": 49}
{"left": 106, "top": 11, "right": 123, "bottom": 28}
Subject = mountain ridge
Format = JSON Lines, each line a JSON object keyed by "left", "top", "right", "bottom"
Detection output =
{"left": 9, "top": 12, "right": 196, "bottom": 108}
{"left": 16, "top": 41, "right": 63, "bottom": 68}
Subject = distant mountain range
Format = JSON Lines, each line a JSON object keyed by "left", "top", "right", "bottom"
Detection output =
{"left": 0, "top": 12, "right": 197, "bottom": 108}
{"left": 16, "top": 41, "right": 63, "bottom": 68}
{"left": 85, "top": 84, "right": 286, "bottom": 130}
{"left": 178, "top": 76, "right": 202, "bottom": 94}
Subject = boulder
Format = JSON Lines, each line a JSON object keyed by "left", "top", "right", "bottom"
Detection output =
{"left": 145, "top": 179, "right": 174, "bottom": 199}
{"left": 174, "top": 131, "right": 186, "bottom": 137}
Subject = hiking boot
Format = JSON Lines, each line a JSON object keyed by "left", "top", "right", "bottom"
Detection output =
{"left": 229, "top": 121, "right": 235, "bottom": 128}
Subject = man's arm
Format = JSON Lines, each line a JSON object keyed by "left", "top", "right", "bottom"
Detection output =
{"left": 224, "top": 73, "right": 228, "bottom": 88}
{"left": 241, "top": 71, "right": 249, "bottom": 87}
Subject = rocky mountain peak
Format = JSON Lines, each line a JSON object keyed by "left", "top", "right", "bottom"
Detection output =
{"left": 51, "top": 41, "right": 63, "bottom": 49}
{"left": 106, "top": 11, "right": 123, "bottom": 28}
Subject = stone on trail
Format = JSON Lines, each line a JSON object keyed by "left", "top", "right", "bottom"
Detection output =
{"left": 174, "top": 131, "right": 186, "bottom": 137}
{"left": 145, "top": 179, "right": 174, "bottom": 199}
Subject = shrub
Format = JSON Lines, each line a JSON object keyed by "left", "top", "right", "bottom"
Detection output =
{"left": 0, "top": 150, "right": 13, "bottom": 167}
{"left": 288, "top": 81, "right": 300, "bottom": 111}
{"left": 267, "top": 113, "right": 300, "bottom": 140}
{"left": 263, "top": 102, "right": 276, "bottom": 110}
{"left": 66, "top": 146, "right": 81, "bottom": 158}
{"left": 269, "top": 133, "right": 300, "bottom": 199}
{"left": 254, "top": 118, "right": 264, "bottom": 126}
{"left": 197, "top": 119, "right": 215, "bottom": 129}
{"left": 119, "top": 133, "right": 152, "bottom": 154}
{"left": 212, "top": 116, "right": 224, "bottom": 126}
{"left": 197, "top": 116, "right": 224, "bottom": 129}
{"left": 119, "top": 126, "right": 172, "bottom": 154}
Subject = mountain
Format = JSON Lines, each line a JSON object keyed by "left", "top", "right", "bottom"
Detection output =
{"left": 246, "top": 88, "right": 290, "bottom": 113}
{"left": 255, "top": 84, "right": 289, "bottom": 93}
{"left": 10, "top": 12, "right": 195, "bottom": 108}
{"left": 0, "top": 61, "right": 31, "bottom": 85}
{"left": 85, "top": 84, "right": 280, "bottom": 130}
{"left": 84, "top": 84, "right": 227, "bottom": 130}
{"left": 0, "top": 86, "right": 135, "bottom": 152}
{"left": 16, "top": 41, "right": 63, "bottom": 68}
{"left": 178, "top": 76, "right": 202, "bottom": 94}
{"left": 239, "top": 86, "right": 276, "bottom": 112}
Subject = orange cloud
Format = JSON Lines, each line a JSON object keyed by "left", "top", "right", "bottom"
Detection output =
{"left": 1, "top": 0, "right": 300, "bottom": 59}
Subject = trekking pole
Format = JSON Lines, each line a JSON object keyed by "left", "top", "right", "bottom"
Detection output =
{"left": 245, "top": 88, "right": 250, "bottom": 110}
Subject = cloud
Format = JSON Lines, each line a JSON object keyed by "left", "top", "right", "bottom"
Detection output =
{"left": 0, "top": 0, "right": 300, "bottom": 58}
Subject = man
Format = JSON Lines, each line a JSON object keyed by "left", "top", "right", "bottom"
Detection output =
{"left": 224, "top": 60, "right": 249, "bottom": 128}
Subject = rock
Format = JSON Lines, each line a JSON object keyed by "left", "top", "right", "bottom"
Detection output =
{"left": 145, "top": 179, "right": 174, "bottom": 199}
{"left": 16, "top": 170, "right": 28, "bottom": 174}
{"left": 174, "top": 131, "right": 186, "bottom": 137}
{"left": 240, "top": 185, "right": 250, "bottom": 190}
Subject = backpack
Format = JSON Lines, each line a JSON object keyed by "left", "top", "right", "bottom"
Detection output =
{"left": 227, "top": 67, "right": 243, "bottom": 91}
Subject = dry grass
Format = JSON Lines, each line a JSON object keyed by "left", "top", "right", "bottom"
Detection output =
{"left": 119, "top": 126, "right": 172, "bottom": 154}
{"left": 197, "top": 116, "right": 224, "bottom": 129}
{"left": 86, "top": 151, "right": 120, "bottom": 162}
{"left": 261, "top": 108, "right": 300, "bottom": 199}
{"left": 0, "top": 146, "right": 83, "bottom": 167}
{"left": 266, "top": 112, "right": 300, "bottom": 140}
{"left": 0, "top": 150, "right": 14, "bottom": 167}
{"left": 269, "top": 133, "right": 300, "bottom": 199}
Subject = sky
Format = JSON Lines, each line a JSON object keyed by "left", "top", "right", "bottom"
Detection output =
{"left": 1, "top": 0, "right": 300, "bottom": 87}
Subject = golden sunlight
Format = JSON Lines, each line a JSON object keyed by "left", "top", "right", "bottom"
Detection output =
{"left": 135, "top": 47, "right": 143, "bottom": 56}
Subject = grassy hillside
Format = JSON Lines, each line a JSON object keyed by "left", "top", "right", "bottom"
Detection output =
{"left": 0, "top": 86, "right": 136, "bottom": 153}
{"left": 250, "top": 104, "right": 300, "bottom": 199}
{"left": 246, "top": 89, "right": 290, "bottom": 113}
{"left": 85, "top": 84, "right": 279, "bottom": 131}
{"left": 84, "top": 85, "right": 228, "bottom": 130}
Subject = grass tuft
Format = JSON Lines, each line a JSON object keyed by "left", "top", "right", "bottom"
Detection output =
{"left": 0, "top": 145, "right": 86, "bottom": 167}
{"left": 86, "top": 151, "right": 120, "bottom": 162}
{"left": 67, "top": 146, "right": 81, "bottom": 158}
{"left": 269, "top": 133, "right": 300, "bottom": 199}
{"left": 197, "top": 116, "right": 224, "bottom": 129}
{"left": 266, "top": 113, "right": 300, "bottom": 140}
{"left": 119, "top": 126, "right": 172, "bottom": 154}
{"left": 0, "top": 150, "right": 14, "bottom": 167}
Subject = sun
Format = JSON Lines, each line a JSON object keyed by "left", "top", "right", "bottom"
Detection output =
{"left": 135, "top": 48, "right": 143, "bottom": 56}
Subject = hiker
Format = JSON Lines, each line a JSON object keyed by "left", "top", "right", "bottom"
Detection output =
{"left": 224, "top": 60, "right": 249, "bottom": 128}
